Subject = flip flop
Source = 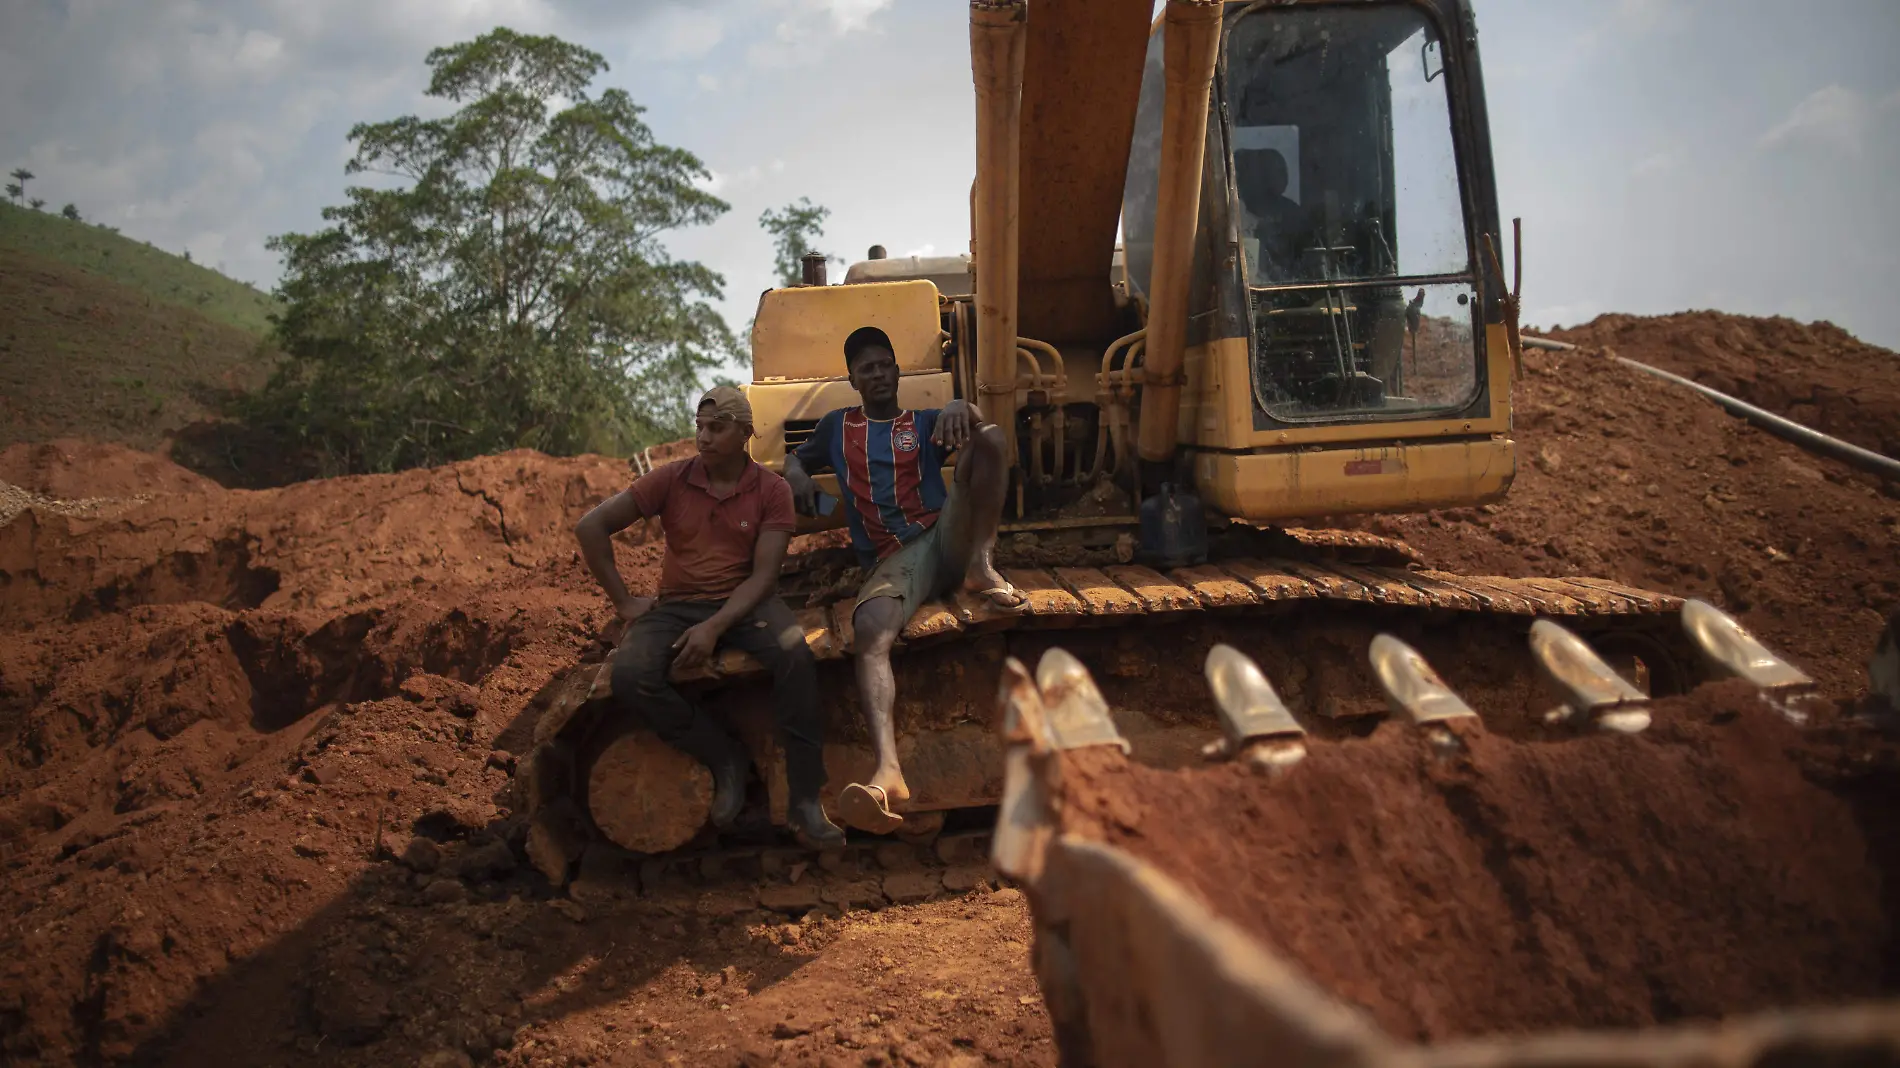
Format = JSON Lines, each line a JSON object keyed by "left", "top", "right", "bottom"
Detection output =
{"left": 974, "top": 583, "right": 1030, "bottom": 614}
{"left": 837, "top": 783, "right": 905, "bottom": 835}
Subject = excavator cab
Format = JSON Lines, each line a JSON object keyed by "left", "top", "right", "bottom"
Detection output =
{"left": 1117, "top": 0, "right": 1514, "bottom": 523}
{"left": 1225, "top": 4, "right": 1478, "bottom": 418}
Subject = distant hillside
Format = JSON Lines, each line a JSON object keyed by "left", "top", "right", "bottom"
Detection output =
{"left": 0, "top": 201, "right": 279, "bottom": 336}
{"left": 0, "top": 248, "right": 274, "bottom": 453}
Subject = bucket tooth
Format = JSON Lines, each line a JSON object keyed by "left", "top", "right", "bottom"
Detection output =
{"left": 1204, "top": 644, "right": 1306, "bottom": 769}
{"left": 1368, "top": 634, "right": 1479, "bottom": 726}
{"left": 992, "top": 657, "right": 1056, "bottom": 882}
{"left": 1034, "top": 648, "right": 1132, "bottom": 753}
{"left": 1681, "top": 599, "right": 1814, "bottom": 691}
{"left": 1528, "top": 620, "right": 1652, "bottom": 734}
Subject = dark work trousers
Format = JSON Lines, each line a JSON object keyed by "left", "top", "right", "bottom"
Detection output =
{"left": 609, "top": 596, "right": 826, "bottom": 804}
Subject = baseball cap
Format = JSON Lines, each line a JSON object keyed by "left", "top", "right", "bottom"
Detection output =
{"left": 843, "top": 326, "right": 895, "bottom": 367}
{"left": 697, "top": 384, "right": 753, "bottom": 424}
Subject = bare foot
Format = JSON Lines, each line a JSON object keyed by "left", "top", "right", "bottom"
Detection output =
{"left": 962, "top": 548, "right": 1009, "bottom": 595}
{"left": 869, "top": 766, "right": 911, "bottom": 808}
{"left": 962, "top": 569, "right": 1026, "bottom": 612}
{"left": 839, "top": 770, "right": 910, "bottom": 834}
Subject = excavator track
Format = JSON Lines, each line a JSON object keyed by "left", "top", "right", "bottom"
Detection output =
{"left": 510, "top": 543, "right": 1699, "bottom": 898}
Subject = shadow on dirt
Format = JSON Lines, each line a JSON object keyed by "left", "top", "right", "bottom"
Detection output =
{"left": 119, "top": 818, "right": 821, "bottom": 1066}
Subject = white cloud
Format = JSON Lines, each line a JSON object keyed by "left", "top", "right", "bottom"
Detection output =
{"left": 1611, "top": 0, "right": 1678, "bottom": 34}
{"left": 745, "top": 0, "right": 892, "bottom": 69}
{"left": 1630, "top": 150, "right": 1678, "bottom": 178}
{"left": 699, "top": 159, "right": 785, "bottom": 196}
{"left": 1759, "top": 85, "right": 1871, "bottom": 155}
{"left": 654, "top": 7, "right": 726, "bottom": 59}
{"left": 815, "top": 0, "right": 891, "bottom": 35}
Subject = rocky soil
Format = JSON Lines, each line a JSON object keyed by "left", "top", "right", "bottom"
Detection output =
{"left": 0, "top": 311, "right": 1895, "bottom": 1065}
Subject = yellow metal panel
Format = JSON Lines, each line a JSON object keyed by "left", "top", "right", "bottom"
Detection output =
{"left": 1194, "top": 438, "right": 1516, "bottom": 521}
{"left": 751, "top": 280, "right": 944, "bottom": 383}
{"left": 744, "top": 373, "right": 955, "bottom": 467}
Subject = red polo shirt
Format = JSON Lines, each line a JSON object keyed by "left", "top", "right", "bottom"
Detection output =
{"left": 629, "top": 457, "right": 796, "bottom": 601}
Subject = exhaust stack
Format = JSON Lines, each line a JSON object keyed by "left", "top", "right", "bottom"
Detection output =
{"left": 1135, "top": 0, "right": 1222, "bottom": 467}
{"left": 971, "top": 0, "right": 1028, "bottom": 467}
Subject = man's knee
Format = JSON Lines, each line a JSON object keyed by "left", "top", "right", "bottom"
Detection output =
{"left": 969, "top": 423, "right": 1007, "bottom": 468}
{"left": 611, "top": 631, "right": 676, "bottom": 695}
{"left": 959, "top": 422, "right": 1008, "bottom": 490}
{"left": 763, "top": 618, "right": 818, "bottom": 681}
{"left": 852, "top": 598, "right": 906, "bottom": 655}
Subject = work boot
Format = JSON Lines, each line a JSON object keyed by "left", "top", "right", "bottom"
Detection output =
{"left": 788, "top": 797, "right": 846, "bottom": 850}
{"left": 708, "top": 755, "right": 748, "bottom": 829}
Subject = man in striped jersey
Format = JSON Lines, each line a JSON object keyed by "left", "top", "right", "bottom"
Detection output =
{"left": 783, "top": 326, "right": 1025, "bottom": 833}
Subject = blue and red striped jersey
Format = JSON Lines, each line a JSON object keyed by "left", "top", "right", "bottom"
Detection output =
{"left": 794, "top": 407, "right": 949, "bottom": 568}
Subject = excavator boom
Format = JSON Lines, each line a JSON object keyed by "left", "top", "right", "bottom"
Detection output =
{"left": 1014, "top": 0, "right": 1155, "bottom": 344}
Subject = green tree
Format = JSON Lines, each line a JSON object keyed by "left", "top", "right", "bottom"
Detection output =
{"left": 244, "top": 27, "right": 733, "bottom": 475}
{"left": 3, "top": 183, "right": 18, "bottom": 204}
{"left": 60, "top": 203, "right": 81, "bottom": 221}
{"left": 7, "top": 168, "right": 31, "bottom": 204}
{"left": 28, "top": 198, "right": 44, "bottom": 211}
{"left": 759, "top": 197, "right": 831, "bottom": 287}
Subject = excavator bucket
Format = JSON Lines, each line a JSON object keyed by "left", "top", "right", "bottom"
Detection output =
{"left": 998, "top": 626, "right": 1900, "bottom": 1067}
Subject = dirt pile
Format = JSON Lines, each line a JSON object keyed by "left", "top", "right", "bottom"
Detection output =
{"left": 1054, "top": 681, "right": 1900, "bottom": 1042}
{"left": 1551, "top": 312, "right": 1900, "bottom": 461}
{"left": 1348, "top": 312, "right": 1899, "bottom": 695}
{"left": 0, "top": 447, "right": 639, "bottom": 1060}
{"left": 0, "top": 438, "right": 222, "bottom": 499}
{"left": 0, "top": 442, "right": 1052, "bottom": 1065}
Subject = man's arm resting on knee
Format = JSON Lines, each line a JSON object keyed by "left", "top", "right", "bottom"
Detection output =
{"left": 671, "top": 528, "right": 794, "bottom": 670}
{"left": 931, "top": 398, "right": 988, "bottom": 450}
{"left": 575, "top": 490, "right": 649, "bottom": 621}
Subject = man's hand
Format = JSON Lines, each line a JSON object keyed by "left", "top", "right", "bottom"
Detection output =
{"left": 784, "top": 462, "right": 819, "bottom": 517}
{"left": 615, "top": 595, "right": 655, "bottom": 623}
{"left": 671, "top": 618, "right": 724, "bottom": 672}
{"left": 932, "top": 399, "right": 982, "bottom": 451}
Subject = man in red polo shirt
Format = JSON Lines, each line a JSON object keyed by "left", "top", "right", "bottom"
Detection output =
{"left": 574, "top": 386, "right": 843, "bottom": 848}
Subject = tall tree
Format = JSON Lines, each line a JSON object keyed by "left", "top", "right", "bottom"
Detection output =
{"left": 7, "top": 168, "right": 31, "bottom": 204}
{"left": 760, "top": 198, "right": 831, "bottom": 287}
{"left": 246, "top": 27, "right": 733, "bottom": 475}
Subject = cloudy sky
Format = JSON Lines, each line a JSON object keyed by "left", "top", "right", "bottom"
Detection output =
{"left": 3, "top": 0, "right": 1897, "bottom": 351}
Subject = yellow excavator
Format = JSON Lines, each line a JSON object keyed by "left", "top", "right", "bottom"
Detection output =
{"left": 513, "top": 0, "right": 1701, "bottom": 879}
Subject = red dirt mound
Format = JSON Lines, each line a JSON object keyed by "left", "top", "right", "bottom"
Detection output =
{"left": 0, "top": 438, "right": 221, "bottom": 498}
{"left": 1551, "top": 312, "right": 1900, "bottom": 461}
{"left": 0, "top": 440, "right": 1054, "bottom": 1066}
{"left": 1348, "top": 313, "right": 1899, "bottom": 695}
{"left": 1055, "top": 681, "right": 1900, "bottom": 1043}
